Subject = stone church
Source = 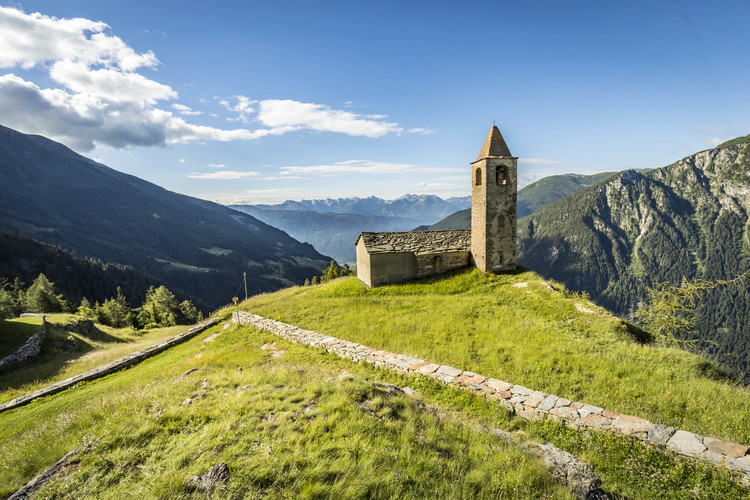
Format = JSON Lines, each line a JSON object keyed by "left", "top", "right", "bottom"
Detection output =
{"left": 355, "top": 125, "right": 517, "bottom": 287}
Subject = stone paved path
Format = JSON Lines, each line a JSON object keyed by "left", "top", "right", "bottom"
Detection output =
{"left": 233, "top": 311, "right": 750, "bottom": 484}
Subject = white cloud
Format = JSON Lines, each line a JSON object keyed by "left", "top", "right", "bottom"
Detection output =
{"left": 518, "top": 158, "right": 567, "bottom": 165}
{"left": 179, "top": 158, "right": 185, "bottom": 163}
{"left": 187, "top": 170, "right": 260, "bottom": 179}
{"left": 257, "top": 100, "right": 402, "bottom": 137}
{"left": 207, "top": 163, "right": 226, "bottom": 168}
{"left": 172, "top": 103, "right": 202, "bottom": 116}
{"left": 278, "top": 160, "right": 462, "bottom": 177}
{"left": 407, "top": 127, "right": 435, "bottom": 135}
{"left": 0, "top": 6, "right": 413, "bottom": 151}
{"left": 50, "top": 60, "right": 177, "bottom": 105}
{"left": 257, "top": 175, "right": 305, "bottom": 180}
{"left": 706, "top": 137, "right": 728, "bottom": 147}
{"left": 0, "top": 6, "right": 158, "bottom": 71}
{"left": 220, "top": 95, "right": 257, "bottom": 123}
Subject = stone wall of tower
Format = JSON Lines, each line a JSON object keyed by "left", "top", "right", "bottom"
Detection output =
{"left": 471, "top": 157, "right": 517, "bottom": 272}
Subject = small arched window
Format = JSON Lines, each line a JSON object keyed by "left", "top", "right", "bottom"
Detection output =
{"left": 475, "top": 168, "right": 482, "bottom": 186}
{"left": 496, "top": 165, "right": 507, "bottom": 186}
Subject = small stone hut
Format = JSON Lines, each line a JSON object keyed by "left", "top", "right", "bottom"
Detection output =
{"left": 354, "top": 230, "right": 471, "bottom": 288}
{"left": 356, "top": 125, "right": 517, "bottom": 287}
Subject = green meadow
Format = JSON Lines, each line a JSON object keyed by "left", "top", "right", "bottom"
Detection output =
{"left": 1, "top": 270, "right": 749, "bottom": 498}
{"left": 243, "top": 269, "right": 750, "bottom": 446}
{"left": 0, "top": 314, "right": 184, "bottom": 404}
{"left": 1, "top": 319, "right": 576, "bottom": 499}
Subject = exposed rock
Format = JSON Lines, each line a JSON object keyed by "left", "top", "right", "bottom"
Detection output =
{"left": 9, "top": 438, "right": 100, "bottom": 500}
{"left": 185, "top": 462, "right": 230, "bottom": 492}
{"left": 510, "top": 385, "right": 533, "bottom": 396}
{"left": 578, "top": 405, "right": 603, "bottom": 418}
{"left": 647, "top": 424, "right": 676, "bottom": 446}
{"left": 417, "top": 362, "right": 440, "bottom": 375}
{"left": 0, "top": 324, "right": 46, "bottom": 372}
{"left": 374, "top": 382, "right": 404, "bottom": 396}
{"left": 486, "top": 378, "right": 512, "bottom": 392}
{"left": 203, "top": 332, "right": 221, "bottom": 342}
{"left": 537, "top": 395, "right": 559, "bottom": 412}
{"left": 667, "top": 430, "right": 706, "bottom": 458}
{"left": 64, "top": 319, "right": 101, "bottom": 338}
{"left": 574, "top": 303, "right": 595, "bottom": 314}
{"left": 612, "top": 414, "right": 653, "bottom": 436}
{"left": 435, "top": 365, "right": 462, "bottom": 377}
{"left": 534, "top": 443, "right": 608, "bottom": 500}
{"left": 402, "top": 386, "right": 418, "bottom": 397}
{"left": 703, "top": 436, "right": 749, "bottom": 458}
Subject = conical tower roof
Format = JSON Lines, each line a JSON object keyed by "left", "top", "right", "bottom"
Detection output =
{"left": 476, "top": 125, "right": 512, "bottom": 161}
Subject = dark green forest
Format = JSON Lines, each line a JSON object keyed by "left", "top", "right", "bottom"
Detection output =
{"left": 0, "top": 230, "right": 202, "bottom": 309}
{"left": 518, "top": 138, "right": 750, "bottom": 383}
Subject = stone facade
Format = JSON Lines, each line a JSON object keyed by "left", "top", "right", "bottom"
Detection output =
{"left": 356, "top": 125, "right": 518, "bottom": 286}
{"left": 355, "top": 230, "right": 471, "bottom": 287}
{"left": 471, "top": 126, "right": 517, "bottom": 272}
{"left": 233, "top": 311, "right": 750, "bottom": 485}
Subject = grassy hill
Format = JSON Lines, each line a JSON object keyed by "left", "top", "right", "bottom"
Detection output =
{"left": 1, "top": 272, "right": 748, "bottom": 498}
{"left": 242, "top": 270, "right": 750, "bottom": 446}
{"left": 1, "top": 316, "right": 578, "bottom": 499}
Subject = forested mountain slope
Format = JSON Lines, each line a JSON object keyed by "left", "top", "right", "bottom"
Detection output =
{"left": 518, "top": 137, "right": 750, "bottom": 382}
{"left": 0, "top": 125, "right": 330, "bottom": 309}
{"left": 0, "top": 230, "right": 204, "bottom": 309}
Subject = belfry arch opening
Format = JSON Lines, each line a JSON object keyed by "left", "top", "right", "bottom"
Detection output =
{"left": 475, "top": 168, "right": 482, "bottom": 186}
{"left": 496, "top": 165, "right": 507, "bottom": 186}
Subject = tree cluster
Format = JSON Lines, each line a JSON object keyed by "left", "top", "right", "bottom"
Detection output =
{"left": 303, "top": 261, "right": 353, "bottom": 286}
{"left": 0, "top": 274, "right": 202, "bottom": 329}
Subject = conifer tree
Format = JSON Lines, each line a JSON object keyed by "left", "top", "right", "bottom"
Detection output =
{"left": 25, "top": 274, "right": 63, "bottom": 313}
{"left": 77, "top": 298, "right": 95, "bottom": 319}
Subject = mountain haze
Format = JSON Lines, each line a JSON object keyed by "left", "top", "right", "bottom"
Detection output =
{"left": 232, "top": 195, "right": 471, "bottom": 263}
{"left": 0, "top": 125, "right": 330, "bottom": 309}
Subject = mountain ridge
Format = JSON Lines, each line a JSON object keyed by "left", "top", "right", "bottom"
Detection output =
{"left": 0, "top": 124, "right": 330, "bottom": 309}
{"left": 517, "top": 136, "right": 750, "bottom": 381}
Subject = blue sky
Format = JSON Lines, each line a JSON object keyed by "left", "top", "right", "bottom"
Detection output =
{"left": 1, "top": 1, "right": 749, "bottom": 203}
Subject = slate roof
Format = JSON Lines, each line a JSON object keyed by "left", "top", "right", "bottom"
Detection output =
{"left": 475, "top": 125, "right": 512, "bottom": 160}
{"left": 356, "top": 230, "right": 471, "bottom": 255}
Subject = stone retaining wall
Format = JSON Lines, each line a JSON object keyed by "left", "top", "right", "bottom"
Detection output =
{"left": 0, "top": 318, "right": 46, "bottom": 372}
{"left": 0, "top": 317, "right": 220, "bottom": 414}
{"left": 233, "top": 311, "right": 750, "bottom": 483}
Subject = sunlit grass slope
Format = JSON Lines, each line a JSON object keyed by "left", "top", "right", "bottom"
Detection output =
{"left": 0, "top": 314, "right": 184, "bottom": 404}
{"left": 243, "top": 268, "right": 750, "bottom": 445}
{"left": 0, "top": 320, "right": 573, "bottom": 499}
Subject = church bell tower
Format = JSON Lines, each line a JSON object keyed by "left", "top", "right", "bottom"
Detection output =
{"left": 471, "top": 125, "right": 517, "bottom": 272}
